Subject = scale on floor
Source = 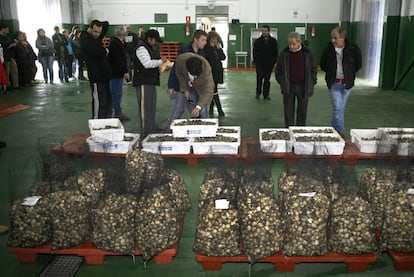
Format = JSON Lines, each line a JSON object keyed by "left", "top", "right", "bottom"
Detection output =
{"left": 38, "top": 255, "right": 84, "bottom": 277}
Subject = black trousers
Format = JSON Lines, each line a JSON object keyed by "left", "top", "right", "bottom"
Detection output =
{"left": 256, "top": 64, "right": 273, "bottom": 97}
{"left": 136, "top": 84, "right": 157, "bottom": 137}
{"left": 90, "top": 81, "right": 111, "bottom": 119}
{"left": 283, "top": 83, "right": 308, "bottom": 127}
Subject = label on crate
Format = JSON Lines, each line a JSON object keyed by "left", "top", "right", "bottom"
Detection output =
{"left": 215, "top": 199, "right": 229, "bottom": 210}
{"left": 298, "top": 192, "right": 316, "bottom": 197}
{"left": 21, "top": 196, "right": 42, "bottom": 206}
{"left": 407, "top": 188, "right": 414, "bottom": 195}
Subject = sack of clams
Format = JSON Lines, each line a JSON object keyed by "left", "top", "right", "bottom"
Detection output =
{"left": 77, "top": 168, "right": 105, "bottom": 208}
{"left": 91, "top": 193, "right": 137, "bottom": 254}
{"left": 125, "top": 150, "right": 165, "bottom": 196}
{"left": 194, "top": 202, "right": 241, "bottom": 256}
{"left": 281, "top": 162, "right": 331, "bottom": 256}
{"left": 380, "top": 166, "right": 414, "bottom": 252}
{"left": 194, "top": 165, "right": 242, "bottom": 256}
{"left": 238, "top": 168, "right": 283, "bottom": 262}
{"left": 49, "top": 190, "right": 91, "bottom": 249}
{"left": 8, "top": 196, "right": 51, "bottom": 248}
{"left": 362, "top": 166, "right": 397, "bottom": 230}
{"left": 135, "top": 183, "right": 181, "bottom": 261}
{"left": 165, "top": 169, "right": 192, "bottom": 218}
{"left": 329, "top": 190, "right": 376, "bottom": 253}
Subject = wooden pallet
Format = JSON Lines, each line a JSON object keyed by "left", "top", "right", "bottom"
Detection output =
{"left": 388, "top": 250, "right": 414, "bottom": 271}
{"left": 195, "top": 251, "right": 377, "bottom": 272}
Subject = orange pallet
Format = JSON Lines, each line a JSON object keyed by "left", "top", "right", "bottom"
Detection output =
{"left": 196, "top": 251, "right": 377, "bottom": 272}
{"left": 8, "top": 240, "right": 178, "bottom": 265}
{"left": 388, "top": 250, "right": 414, "bottom": 271}
{"left": 52, "top": 133, "right": 240, "bottom": 165}
{"left": 9, "top": 219, "right": 184, "bottom": 265}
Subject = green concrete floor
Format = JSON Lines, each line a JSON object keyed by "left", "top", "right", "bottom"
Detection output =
{"left": 0, "top": 70, "right": 413, "bottom": 277}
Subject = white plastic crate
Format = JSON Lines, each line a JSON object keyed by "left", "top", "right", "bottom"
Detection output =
{"left": 216, "top": 126, "right": 241, "bottom": 137}
{"left": 191, "top": 135, "right": 240, "bottom": 155}
{"left": 378, "top": 127, "right": 414, "bottom": 138}
{"left": 141, "top": 134, "right": 192, "bottom": 154}
{"left": 170, "top": 119, "right": 218, "bottom": 137}
{"left": 350, "top": 129, "right": 395, "bottom": 153}
{"left": 88, "top": 118, "right": 125, "bottom": 142}
{"left": 259, "top": 128, "right": 292, "bottom": 153}
{"left": 376, "top": 127, "right": 414, "bottom": 155}
{"left": 289, "top": 126, "right": 336, "bottom": 135}
{"left": 395, "top": 136, "right": 414, "bottom": 156}
{"left": 292, "top": 133, "right": 345, "bottom": 155}
{"left": 86, "top": 133, "right": 139, "bottom": 154}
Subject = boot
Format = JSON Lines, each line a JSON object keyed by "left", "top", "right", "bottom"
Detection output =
{"left": 214, "top": 95, "right": 225, "bottom": 117}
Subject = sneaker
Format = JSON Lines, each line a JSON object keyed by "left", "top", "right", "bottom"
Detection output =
{"left": 264, "top": 96, "right": 271, "bottom": 100}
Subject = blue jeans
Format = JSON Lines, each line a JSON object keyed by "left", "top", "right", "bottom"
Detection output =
{"left": 189, "top": 88, "right": 208, "bottom": 118}
{"left": 166, "top": 88, "right": 208, "bottom": 128}
{"left": 329, "top": 82, "right": 351, "bottom": 134}
{"left": 38, "top": 55, "right": 54, "bottom": 83}
{"left": 109, "top": 78, "right": 124, "bottom": 116}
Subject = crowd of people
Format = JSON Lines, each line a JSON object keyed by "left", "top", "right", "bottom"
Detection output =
{"left": 0, "top": 24, "right": 89, "bottom": 89}
{"left": 0, "top": 21, "right": 362, "bottom": 139}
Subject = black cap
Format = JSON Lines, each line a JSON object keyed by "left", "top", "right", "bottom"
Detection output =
{"left": 145, "top": 29, "right": 163, "bottom": 43}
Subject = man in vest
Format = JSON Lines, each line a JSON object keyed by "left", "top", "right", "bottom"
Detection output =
{"left": 133, "top": 29, "right": 167, "bottom": 137}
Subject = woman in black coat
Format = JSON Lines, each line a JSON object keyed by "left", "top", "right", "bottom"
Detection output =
{"left": 205, "top": 31, "right": 226, "bottom": 117}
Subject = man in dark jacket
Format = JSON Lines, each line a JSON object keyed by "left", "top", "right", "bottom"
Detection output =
{"left": 320, "top": 26, "right": 362, "bottom": 137}
{"left": 174, "top": 53, "right": 214, "bottom": 118}
{"left": 125, "top": 24, "right": 139, "bottom": 83}
{"left": 133, "top": 29, "right": 167, "bottom": 137}
{"left": 80, "top": 19, "right": 112, "bottom": 119}
{"left": 165, "top": 30, "right": 207, "bottom": 129}
{"left": 108, "top": 26, "right": 130, "bottom": 121}
{"left": 253, "top": 25, "right": 278, "bottom": 100}
{"left": 275, "top": 32, "right": 317, "bottom": 127}
{"left": 52, "top": 26, "right": 69, "bottom": 83}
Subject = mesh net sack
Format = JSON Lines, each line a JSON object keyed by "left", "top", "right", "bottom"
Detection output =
{"left": 380, "top": 165, "right": 414, "bottom": 252}
{"left": 135, "top": 184, "right": 181, "bottom": 261}
{"left": 7, "top": 196, "right": 51, "bottom": 248}
{"left": 194, "top": 164, "right": 242, "bottom": 256}
{"left": 77, "top": 168, "right": 105, "bottom": 208}
{"left": 328, "top": 165, "right": 376, "bottom": 254}
{"left": 362, "top": 166, "right": 397, "bottom": 230}
{"left": 238, "top": 170, "right": 283, "bottom": 262}
{"left": 282, "top": 192, "right": 330, "bottom": 256}
{"left": 194, "top": 202, "right": 241, "bottom": 257}
{"left": 91, "top": 193, "right": 137, "bottom": 254}
{"left": 165, "top": 169, "right": 192, "bottom": 218}
{"left": 125, "top": 149, "right": 165, "bottom": 196}
{"left": 49, "top": 190, "right": 91, "bottom": 250}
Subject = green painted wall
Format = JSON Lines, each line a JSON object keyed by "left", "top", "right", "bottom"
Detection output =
{"left": 394, "top": 15, "right": 414, "bottom": 92}
{"left": 0, "top": 19, "right": 20, "bottom": 39}
{"left": 379, "top": 16, "right": 400, "bottom": 90}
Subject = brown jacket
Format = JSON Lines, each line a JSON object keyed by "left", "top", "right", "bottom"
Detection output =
{"left": 175, "top": 53, "right": 214, "bottom": 108}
